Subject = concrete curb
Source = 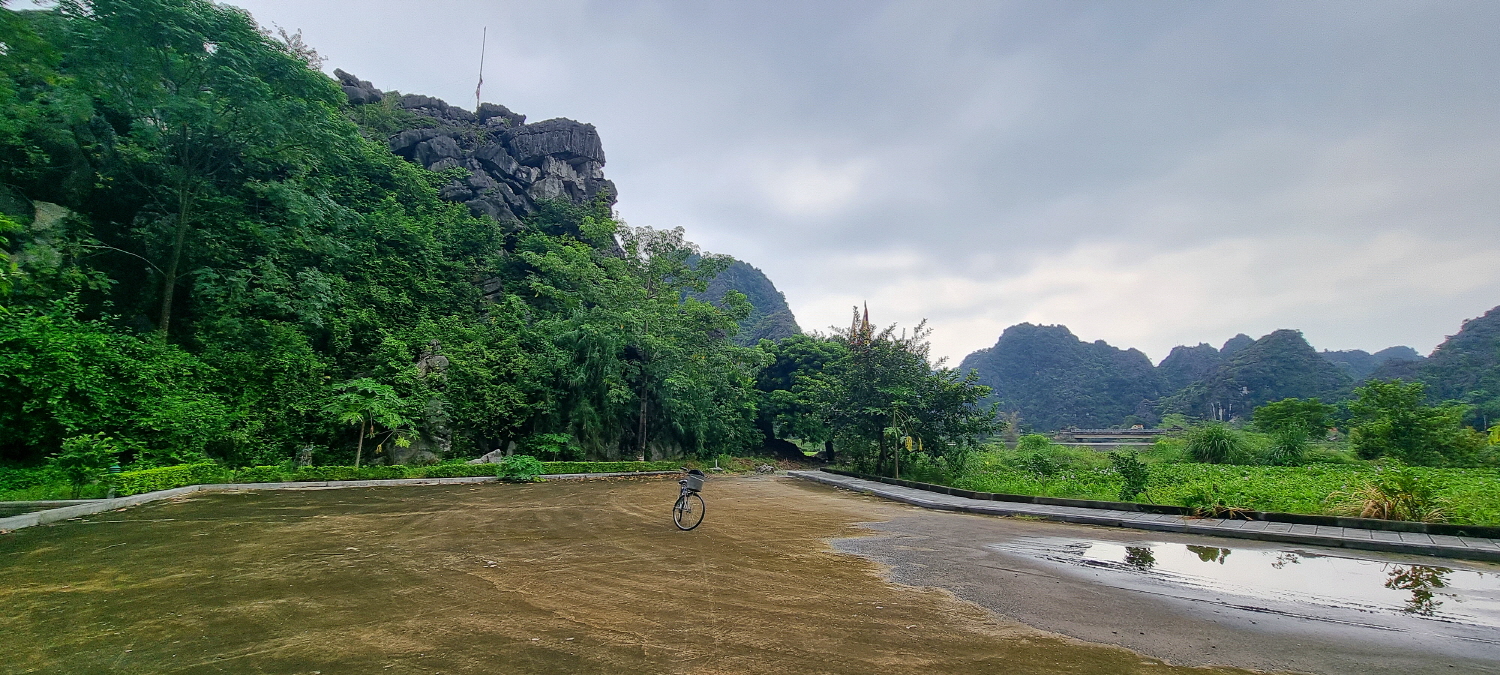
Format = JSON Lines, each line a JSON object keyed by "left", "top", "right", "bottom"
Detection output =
{"left": 0, "top": 471, "right": 680, "bottom": 533}
{"left": 788, "top": 470, "right": 1500, "bottom": 564}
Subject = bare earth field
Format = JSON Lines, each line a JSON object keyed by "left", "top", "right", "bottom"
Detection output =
{"left": 0, "top": 475, "right": 1266, "bottom": 674}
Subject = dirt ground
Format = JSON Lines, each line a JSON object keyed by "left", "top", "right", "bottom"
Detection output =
{"left": 0, "top": 475, "right": 1264, "bottom": 674}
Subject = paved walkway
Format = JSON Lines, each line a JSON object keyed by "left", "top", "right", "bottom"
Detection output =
{"left": 788, "top": 470, "right": 1500, "bottom": 563}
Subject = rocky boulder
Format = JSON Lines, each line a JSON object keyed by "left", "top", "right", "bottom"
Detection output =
{"left": 334, "top": 68, "right": 383, "bottom": 105}
{"left": 505, "top": 118, "right": 605, "bottom": 166}
{"left": 333, "top": 70, "right": 617, "bottom": 226}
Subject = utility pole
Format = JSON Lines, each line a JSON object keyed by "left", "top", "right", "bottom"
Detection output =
{"left": 475, "top": 27, "right": 487, "bottom": 111}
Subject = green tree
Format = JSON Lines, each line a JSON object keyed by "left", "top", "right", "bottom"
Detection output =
{"left": 1252, "top": 398, "right": 1332, "bottom": 438}
{"left": 1348, "top": 380, "right": 1479, "bottom": 466}
{"left": 791, "top": 309, "right": 997, "bottom": 476}
{"left": 50, "top": 432, "right": 120, "bottom": 497}
{"left": 54, "top": 0, "right": 344, "bottom": 338}
{"left": 323, "top": 379, "right": 410, "bottom": 468}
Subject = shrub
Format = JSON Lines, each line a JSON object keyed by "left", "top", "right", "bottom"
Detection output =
{"left": 497, "top": 454, "right": 544, "bottom": 481}
{"left": 1018, "top": 451, "right": 1059, "bottom": 477}
{"left": 1179, "top": 483, "right": 1250, "bottom": 518}
{"left": 1264, "top": 429, "right": 1308, "bottom": 467}
{"left": 1015, "top": 434, "right": 1052, "bottom": 452}
{"left": 1109, "top": 451, "right": 1149, "bottom": 501}
{"left": 234, "top": 466, "right": 293, "bottom": 483}
{"left": 1186, "top": 424, "right": 1241, "bottom": 464}
{"left": 1330, "top": 463, "right": 1446, "bottom": 522}
{"left": 113, "top": 463, "right": 231, "bottom": 496}
{"left": 416, "top": 463, "right": 498, "bottom": 478}
{"left": 50, "top": 433, "right": 121, "bottom": 497}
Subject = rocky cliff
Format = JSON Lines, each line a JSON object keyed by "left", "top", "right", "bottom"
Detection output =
{"left": 335, "top": 69, "right": 615, "bottom": 224}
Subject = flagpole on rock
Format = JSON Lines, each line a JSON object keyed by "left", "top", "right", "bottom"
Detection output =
{"left": 475, "top": 26, "right": 487, "bottom": 112}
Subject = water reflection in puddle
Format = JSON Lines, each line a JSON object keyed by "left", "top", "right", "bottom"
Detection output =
{"left": 990, "top": 537, "right": 1500, "bottom": 628}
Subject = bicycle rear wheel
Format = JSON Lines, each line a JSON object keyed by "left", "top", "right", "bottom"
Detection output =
{"left": 673, "top": 491, "right": 705, "bottom": 530}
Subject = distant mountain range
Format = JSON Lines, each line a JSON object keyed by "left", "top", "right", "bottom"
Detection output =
{"left": 959, "top": 305, "right": 1500, "bottom": 431}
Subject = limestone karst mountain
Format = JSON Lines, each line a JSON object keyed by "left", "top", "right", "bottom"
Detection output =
{"left": 690, "top": 260, "right": 801, "bottom": 346}
{"left": 336, "top": 69, "right": 614, "bottom": 224}
{"left": 337, "top": 70, "right": 798, "bottom": 337}
{"left": 960, "top": 321, "right": 1438, "bottom": 431}
{"left": 957, "top": 323, "right": 1160, "bottom": 431}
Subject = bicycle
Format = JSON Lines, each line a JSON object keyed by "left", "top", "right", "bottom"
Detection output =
{"left": 673, "top": 467, "right": 707, "bottom": 530}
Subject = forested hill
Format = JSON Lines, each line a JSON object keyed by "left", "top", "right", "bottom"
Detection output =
{"left": 690, "top": 260, "right": 801, "bottom": 346}
{"left": 960, "top": 317, "right": 1463, "bottom": 431}
{"left": 0, "top": 1, "right": 994, "bottom": 471}
{"left": 1371, "top": 305, "right": 1500, "bottom": 428}
{"left": 957, "top": 324, "right": 1158, "bottom": 431}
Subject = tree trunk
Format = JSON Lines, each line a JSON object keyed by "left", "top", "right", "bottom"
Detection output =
{"left": 636, "top": 387, "right": 648, "bottom": 462}
{"left": 877, "top": 433, "right": 887, "bottom": 477}
{"left": 157, "top": 185, "right": 194, "bottom": 338}
{"left": 355, "top": 420, "right": 366, "bottom": 468}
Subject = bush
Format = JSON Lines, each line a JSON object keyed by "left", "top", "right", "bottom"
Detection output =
{"left": 1015, "top": 434, "right": 1052, "bottom": 452}
{"left": 113, "top": 463, "right": 231, "bottom": 496}
{"left": 1109, "top": 451, "right": 1149, "bottom": 501}
{"left": 51, "top": 433, "right": 122, "bottom": 497}
{"left": 497, "top": 455, "right": 544, "bottom": 481}
{"left": 415, "top": 463, "right": 499, "bottom": 478}
{"left": 1330, "top": 463, "right": 1446, "bottom": 522}
{"left": 1186, "top": 424, "right": 1242, "bottom": 464}
{"left": 1263, "top": 429, "right": 1308, "bottom": 467}
{"left": 1018, "top": 451, "right": 1060, "bottom": 477}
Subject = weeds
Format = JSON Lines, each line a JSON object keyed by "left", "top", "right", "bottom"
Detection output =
{"left": 1179, "top": 483, "right": 1252, "bottom": 519}
{"left": 1329, "top": 463, "right": 1446, "bottom": 522}
{"left": 1186, "top": 424, "right": 1241, "bottom": 464}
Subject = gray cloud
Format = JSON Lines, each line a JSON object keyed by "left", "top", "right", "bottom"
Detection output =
{"left": 46, "top": 0, "right": 1500, "bottom": 362}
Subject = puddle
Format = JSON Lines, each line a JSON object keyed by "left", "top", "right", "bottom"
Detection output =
{"left": 989, "top": 537, "right": 1500, "bottom": 629}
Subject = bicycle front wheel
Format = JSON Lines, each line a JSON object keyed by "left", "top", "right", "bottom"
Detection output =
{"left": 673, "top": 491, "right": 705, "bottom": 531}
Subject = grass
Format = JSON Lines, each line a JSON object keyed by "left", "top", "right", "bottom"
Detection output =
{"left": 890, "top": 441, "right": 1500, "bottom": 527}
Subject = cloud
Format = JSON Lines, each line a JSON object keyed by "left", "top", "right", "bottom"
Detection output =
{"left": 171, "top": 0, "right": 1500, "bottom": 364}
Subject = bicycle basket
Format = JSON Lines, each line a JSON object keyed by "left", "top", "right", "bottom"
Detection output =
{"left": 680, "top": 474, "right": 704, "bottom": 491}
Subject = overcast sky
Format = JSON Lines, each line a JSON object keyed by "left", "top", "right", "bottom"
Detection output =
{"left": 62, "top": 1, "right": 1500, "bottom": 363}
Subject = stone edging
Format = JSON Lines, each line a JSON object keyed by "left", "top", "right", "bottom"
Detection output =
{"left": 790, "top": 470, "right": 1500, "bottom": 563}
{"left": 0, "top": 471, "right": 679, "bottom": 534}
{"left": 820, "top": 468, "right": 1500, "bottom": 540}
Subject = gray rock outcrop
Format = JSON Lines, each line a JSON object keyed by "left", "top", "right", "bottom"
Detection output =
{"left": 335, "top": 70, "right": 616, "bottom": 225}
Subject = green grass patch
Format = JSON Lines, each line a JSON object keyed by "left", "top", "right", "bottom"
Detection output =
{"left": 876, "top": 445, "right": 1500, "bottom": 527}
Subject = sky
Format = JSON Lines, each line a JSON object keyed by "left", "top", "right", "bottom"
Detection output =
{"left": 43, "top": 0, "right": 1500, "bottom": 364}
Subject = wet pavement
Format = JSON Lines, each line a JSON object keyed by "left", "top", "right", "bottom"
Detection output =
{"left": 790, "top": 471, "right": 1500, "bottom": 563}
{"left": 989, "top": 536, "right": 1500, "bottom": 629}
{"left": 835, "top": 511, "right": 1500, "bottom": 674}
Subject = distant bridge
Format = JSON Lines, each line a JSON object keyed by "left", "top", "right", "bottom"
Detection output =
{"left": 1052, "top": 428, "right": 1176, "bottom": 445}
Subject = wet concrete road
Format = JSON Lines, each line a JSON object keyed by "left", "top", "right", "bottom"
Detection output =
{"left": 830, "top": 490, "right": 1500, "bottom": 675}
{"left": 0, "top": 475, "right": 1258, "bottom": 674}
{"left": 2, "top": 475, "right": 1494, "bottom": 673}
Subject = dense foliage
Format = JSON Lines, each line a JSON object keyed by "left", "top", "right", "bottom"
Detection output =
{"left": 1372, "top": 305, "right": 1500, "bottom": 430}
{"left": 760, "top": 311, "right": 999, "bottom": 476}
{"left": 0, "top": 1, "right": 994, "bottom": 472}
